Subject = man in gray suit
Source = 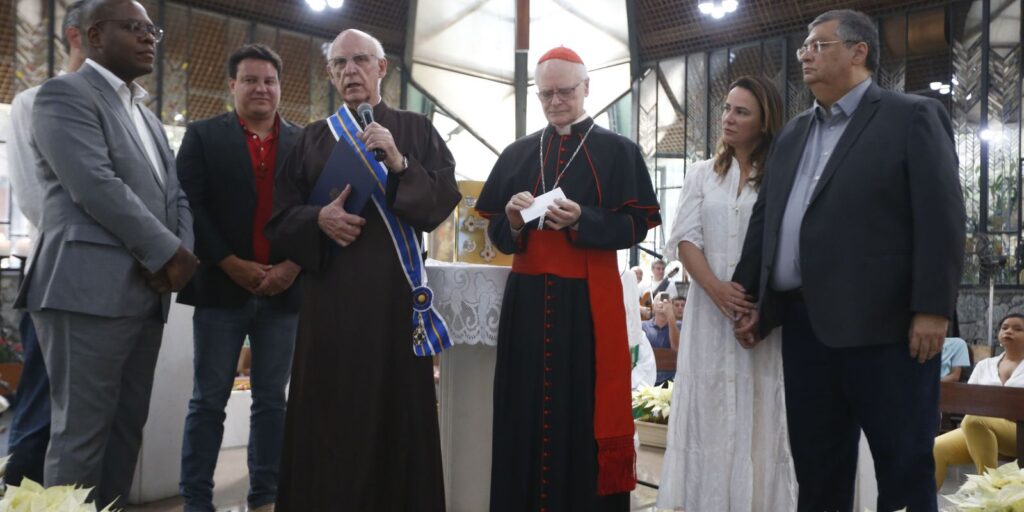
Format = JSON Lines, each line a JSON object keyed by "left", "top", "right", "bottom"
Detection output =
{"left": 17, "top": 0, "right": 198, "bottom": 505}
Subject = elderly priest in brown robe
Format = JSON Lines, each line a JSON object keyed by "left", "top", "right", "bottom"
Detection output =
{"left": 476, "top": 47, "right": 661, "bottom": 511}
{"left": 265, "top": 28, "right": 459, "bottom": 511}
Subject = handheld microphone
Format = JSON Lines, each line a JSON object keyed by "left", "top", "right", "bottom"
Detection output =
{"left": 356, "top": 102, "right": 387, "bottom": 162}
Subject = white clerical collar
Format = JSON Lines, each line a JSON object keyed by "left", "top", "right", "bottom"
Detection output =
{"left": 84, "top": 58, "right": 148, "bottom": 102}
{"left": 553, "top": 111, "right": 589, "bottom": 135}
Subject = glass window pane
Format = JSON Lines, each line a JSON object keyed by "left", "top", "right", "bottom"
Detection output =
{"left": 952, "top": 1, "right": 985, "bottom": 285}
{"left": 161, "top": 3, "right": 189, "bottom": 126}
{"left": 986, "top": 0, "right": 1020, "bottom": 241}
{"left": 708, "top": 49, "right": 729, "bottom": 158}
{"left": 685, "top": 52, "right": 707, "bottom": 162}
{"left": 430, "top": 108, "right": 498, "bottom": 182}
{"left": 412, "top": 64, "right": 513, "bottom": 152}
{"left": 729, "top": 42, "right": 761, "bottom": 82}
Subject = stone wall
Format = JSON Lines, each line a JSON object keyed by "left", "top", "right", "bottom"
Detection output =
{"left": 957, "top": 288, "right": 1024, "bottom": 346}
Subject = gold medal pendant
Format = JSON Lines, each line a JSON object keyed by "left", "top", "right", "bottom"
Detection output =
{"left": 413, "top": 323, "right": 427, "bottom": 347}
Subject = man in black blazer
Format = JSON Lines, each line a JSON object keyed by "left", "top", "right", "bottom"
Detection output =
{"left": 175, "top": 44, "right": 301, "bottom": 512}
{"left": 732, "top": 9, "right": 965, "bottom": 512}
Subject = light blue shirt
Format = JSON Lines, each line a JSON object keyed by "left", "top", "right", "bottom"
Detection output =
{"left": 772, "top": 78, "right": 873, "bottom": 291}
{"left": 941, "top": 337, "right": 971, "bottom": 378}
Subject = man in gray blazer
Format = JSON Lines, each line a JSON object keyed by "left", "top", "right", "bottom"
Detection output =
{"left": 17, "top": 0, "right": 198, "bottom": 506}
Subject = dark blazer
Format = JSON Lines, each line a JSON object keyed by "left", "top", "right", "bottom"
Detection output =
{"left": 732, "top": 82, "right": 966, "bottom": 348}
{"left": 176, "top": 111, "right": 302, "bottom": 311}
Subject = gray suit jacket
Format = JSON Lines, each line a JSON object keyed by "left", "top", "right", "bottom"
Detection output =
{"left": 16, "top": 64, "right": 194, "bottom": 321}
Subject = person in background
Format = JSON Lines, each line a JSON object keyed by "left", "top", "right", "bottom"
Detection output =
{"left": 671, "top": 296, "right": 686, "bottom": 326}
{"left": 1, "top": 0, "right": 88, "bottom": 487}
{"left": 647, "top": 259, "right": 679, "bottom": 300}
{"left": 642, "top": 294, "right": 679, "bottom": 386}
{"left": 934, "top": 313, "right": 1024, "bottom": 487}
{"left": 940, "top": 337, "right": 971, "bottom": 383}
{"left": 622, "top": 271, "right": 655, "bottom": 390}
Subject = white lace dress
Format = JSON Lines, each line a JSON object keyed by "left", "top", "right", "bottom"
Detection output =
{"left": 656, "top": 158, "right": 797, "bottom": 511}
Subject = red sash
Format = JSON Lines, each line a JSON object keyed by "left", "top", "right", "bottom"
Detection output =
{"left": 511, "top": 229, "right": 636, "bottom": 496}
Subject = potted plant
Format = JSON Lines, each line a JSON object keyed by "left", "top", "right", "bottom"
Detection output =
{"left": 632, "top": 383, "right": 673, "bottom": 448}
{"left": 0, "top": 335, "right": 23, "bottom": 396}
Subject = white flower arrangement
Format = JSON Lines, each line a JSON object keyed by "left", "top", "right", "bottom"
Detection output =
{"left": 631, "top": 382, "right": 673, "bottom": 425}
{"left": 943, "top": 461, "right": 1024, "bottom": 511}
{"left": 0, "top": 456, "right": 118, "bottom": 511}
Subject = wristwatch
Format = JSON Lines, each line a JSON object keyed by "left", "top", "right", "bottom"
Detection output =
{"left": 392, "top": 154, "right": 409, "bottom": 173}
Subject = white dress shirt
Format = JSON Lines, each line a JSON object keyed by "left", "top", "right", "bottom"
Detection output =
{"left": 969, "top": 354, "right": 1024, "bottom": 387}
{"left": 83, "top": 58, "right": 164, "bottom": 185}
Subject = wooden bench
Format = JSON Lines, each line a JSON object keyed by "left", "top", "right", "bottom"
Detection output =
{"left": 939, "top": 381, "right": 1024, "bottom": 467}
{"left": 653, "top": 347, "right": 676, "bottom": 373}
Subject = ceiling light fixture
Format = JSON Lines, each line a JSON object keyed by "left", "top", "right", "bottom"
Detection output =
{"left": 306, "top": 0, "right": 343, "bottom": 11}
{"left": 698, "top": 0, "right": 739, "bottom": 19}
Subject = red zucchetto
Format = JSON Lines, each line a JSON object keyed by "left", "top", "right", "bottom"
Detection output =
{"left": 537, "top": 46, "right": 584, "bottom": 66}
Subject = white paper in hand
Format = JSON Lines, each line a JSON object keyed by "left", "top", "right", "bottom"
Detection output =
{"left": 520, "top": 187, "right": 567, "bottom": 223}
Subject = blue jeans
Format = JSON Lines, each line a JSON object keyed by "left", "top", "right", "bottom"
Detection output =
{"left": 6, "top": 313, "right": 50, "bottom": 486}
{"left": 180, "top": 297, "right": 297, "bottom": 511}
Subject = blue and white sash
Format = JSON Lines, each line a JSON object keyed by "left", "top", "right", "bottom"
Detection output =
{"left": 326, "top": 106, "right": 451, "bottom": 357}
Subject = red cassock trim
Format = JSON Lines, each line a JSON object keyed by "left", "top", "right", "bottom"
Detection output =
{"left": 511, "top": 230, "right": 637, "bottom": 495}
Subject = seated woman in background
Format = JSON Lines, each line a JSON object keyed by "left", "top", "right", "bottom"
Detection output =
{"left": 934, "top": 313, "right": 1024, "bottom": 487}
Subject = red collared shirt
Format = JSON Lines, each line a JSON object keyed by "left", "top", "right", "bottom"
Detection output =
{"left": 239, "top": 115, "right": 280, "bottom": 264}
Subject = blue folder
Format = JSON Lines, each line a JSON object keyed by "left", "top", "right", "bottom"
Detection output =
{"left": 308, "top": 139, "right": 379, "bottom": 215}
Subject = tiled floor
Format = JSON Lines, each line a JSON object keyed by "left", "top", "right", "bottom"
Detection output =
{"left": 122, "top": 444, "right": 971, "bottom": 512}
{"left": 0, "top": 410, "right": 977, "bottom": 512}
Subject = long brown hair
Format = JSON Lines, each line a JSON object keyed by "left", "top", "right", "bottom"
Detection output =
{"left": 712, "top": 75, "right": 783, "bottom": 188}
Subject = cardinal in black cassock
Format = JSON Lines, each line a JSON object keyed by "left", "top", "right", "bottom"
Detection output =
{"left": 476, "top": 47, "right": 661, "bottom": 512}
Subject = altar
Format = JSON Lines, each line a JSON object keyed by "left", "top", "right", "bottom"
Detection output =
{"left": 427, "top": 261, "right": 509, "bottom": 512}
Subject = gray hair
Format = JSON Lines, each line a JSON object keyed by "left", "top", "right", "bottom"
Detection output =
{"left": 327, "top": 29, "right": 385, "bottom": 61}
{"left": 62, "top": 0, "right": 89, "bottom": 52}
{"left": 809, "top": 9, "right": 879, "bottom": 72}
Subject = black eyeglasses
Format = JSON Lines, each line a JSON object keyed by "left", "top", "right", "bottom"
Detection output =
{"left": 536, "top": 79, "right": 585, "bottom": 102}
{"left": 93, "top": 19, "right": 164, "bottom": 43}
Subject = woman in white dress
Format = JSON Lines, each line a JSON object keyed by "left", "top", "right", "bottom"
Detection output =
{"left": 657, "top": 75, "right": 797, "bottom": 511}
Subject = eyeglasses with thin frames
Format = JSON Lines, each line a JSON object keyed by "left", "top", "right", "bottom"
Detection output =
{"left": 328, "top": 54, "right": 379, "bottom": 71}
{"left": 536, "top": 79, "right": 585, "bottom": 103}
{"left": 795, "top": 40, "right": 855, "bottom": 59}
{"left": 93, "top": 19, "right": 164, "bottom": 43}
